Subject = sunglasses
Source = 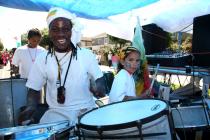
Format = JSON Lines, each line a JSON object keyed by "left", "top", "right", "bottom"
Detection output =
{"left": 57, "top": 86, "right": 66, "bottom": 104}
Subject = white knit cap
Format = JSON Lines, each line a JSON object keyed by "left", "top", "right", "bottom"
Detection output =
{"left": 46, "top": 7, "right": 83, "bottom": 46}
{"left": 46, "top": 7, "right": 76, "bottom": 26}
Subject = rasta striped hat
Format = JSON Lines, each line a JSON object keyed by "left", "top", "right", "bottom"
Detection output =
{"left": 46, "top": 7, "right": 77, "bottom": 27}
{"left": 46, "top": 7, "right": 83, "bottom": 46}
{"left": 118, "top": 46, "right": 140, "bottom": 60}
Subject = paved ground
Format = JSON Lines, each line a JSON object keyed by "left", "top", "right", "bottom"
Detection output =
{"left": 0, "top": 64, "right": 11, "bottom": 79}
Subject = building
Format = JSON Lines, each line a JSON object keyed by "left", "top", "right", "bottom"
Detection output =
{"left": 81, "top": 33, "right": 114, "bottom": 51}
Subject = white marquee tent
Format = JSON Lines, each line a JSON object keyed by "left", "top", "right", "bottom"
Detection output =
{"left": 0, "top": 0, "right": 210, "bottom": 41}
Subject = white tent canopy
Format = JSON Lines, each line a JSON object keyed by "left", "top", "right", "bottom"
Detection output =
{"left": 104, "top": 0, "right": 210, "bottom": 40}
{"left": 0, "top": 0, "right": 210, "bottom": 42}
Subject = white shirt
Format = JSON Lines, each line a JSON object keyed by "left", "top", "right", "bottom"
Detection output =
{"left": 108, "top": 53, "right": 112, "bottom": 60}
{"left": 109, "top": 69, "right": 136, "bottom": 103}
{"left": 26, "top": 48, "right": 103, "bottom": 111}
{"left": 12, "top": 45, "right": 46, "bottom": 79}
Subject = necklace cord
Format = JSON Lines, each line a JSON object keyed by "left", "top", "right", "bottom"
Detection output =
{"left": 54, "top": 52, "right": 73, "bottom": 87}
{"left": 28, "top": 46, "right": 37, "bottom": 63}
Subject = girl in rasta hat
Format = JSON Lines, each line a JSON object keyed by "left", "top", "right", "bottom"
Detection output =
{"left": 109, "top": 46, "right": 146, "bottom": 103}
{"left": 109, "top": 41, "right": 152, "bottom": 103}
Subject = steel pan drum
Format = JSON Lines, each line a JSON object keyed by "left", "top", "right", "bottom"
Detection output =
{"left": 0, "top": 78, "right": 27, "bottom": 128}
{"left": 78, "top": 99, "right": 174, "bottom": 140}
{"left": 172, "top": 104, "right": 210, "bottom": 129}
{"left": 0, "top": 120, "right": 72, "bottom": 140}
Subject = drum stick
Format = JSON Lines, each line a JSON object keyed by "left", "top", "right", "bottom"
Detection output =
{"left": 147, "top": 64, "right": 160, "bottom": 96}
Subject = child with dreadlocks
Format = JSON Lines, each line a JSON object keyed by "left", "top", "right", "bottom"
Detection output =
{"left": 18, "top": 7, "right": 106, "bottom": 125}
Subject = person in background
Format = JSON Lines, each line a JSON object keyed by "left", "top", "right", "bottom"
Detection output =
{"left": 108, "top": 51, "right": 112, "bottom": 67}
{"left": 95, "top": 51, "right": 101, "bottom": 65}
{"left": 18, "top": 7, "right": 106, "bottom": 125}
{"left": 11, "top": 28, "right": 46, "bottom": 79}
{"left": 109, "top": 47, "right": 141, "bottom": 103}
{"left": 111, "top": 52, "right": 119, "bottom": 72}
{"left": 100, "top": 51, "right": 106, "bottom": 65}
{"left": 1, "top": 49, "right": 10, "bottom": 66}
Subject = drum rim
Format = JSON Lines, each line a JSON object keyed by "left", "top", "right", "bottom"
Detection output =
{"left": 0, "top": 120, "right": 72, "bottom": 137}
{"left": 0, "top": 78, "right": 27, "bottom": 81}
{"left": 78, "top": 98, "right": 169, "bottom": 131}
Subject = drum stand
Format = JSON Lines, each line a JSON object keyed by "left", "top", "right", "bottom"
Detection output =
{"left": 135, "top": 120, "right": 168, "bottom": 140}
{"left": 192, "top": 54, "right": 210, "bottom": 140}
{"left": 9, "top": 70, "right": 16, "bottom": 127}
{"left": 172, "top": 55, "right": 210, "bottom": 140}
{"left": 197, "top": 94, "right": 210, "bottom": 140}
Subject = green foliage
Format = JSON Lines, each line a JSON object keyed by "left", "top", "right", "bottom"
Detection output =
{"left": 21, "top": 33, "right": 28, "bottom": 46}
{"left": 168, "top": 33, "right": 192, "bottom": 52}
{"left": 108, "top": 35, "right": 131, "bottom": 54}
{"left": 166, "top": 33, "right": 172, "bottom": 49}
{"left": 170, "top": 83, "right": 181, "bottom": 91}
{"left": 40, "top": 28, "right": 50, "bottom": 49}
{"left": 108, "top": 35, "right": 130, "bottom": 48}
{"left": 181, "top": 36, "right": 192, "bottom": 52}
{"left": 0, "top": 40, "right": 4, "bottom": 51}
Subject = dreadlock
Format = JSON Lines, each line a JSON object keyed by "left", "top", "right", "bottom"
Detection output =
{"left": 45, "top": 40, "right": 80, "bottom": 64}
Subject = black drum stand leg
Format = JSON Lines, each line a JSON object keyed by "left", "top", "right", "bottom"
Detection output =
{"left": 76, "top": 125, "right": 82, "bottom": 140}
{"left": 136, "top": 120, "right": 143, "bottom": 140}
{"left": 97, "top": 126, "right": 103, "bottom": 140}
{"left": 168, "top": 111, "right": 177, "bottom": 140}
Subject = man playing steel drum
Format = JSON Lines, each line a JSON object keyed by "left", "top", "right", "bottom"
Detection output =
{"left": 18, "top": 7, "right": 106, "bottom": 126}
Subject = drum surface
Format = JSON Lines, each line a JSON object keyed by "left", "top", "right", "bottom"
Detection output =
{"left": 80, "top": 99, "right": 167, "bottom": 126}
{"left": 78, "top": 99, "right": 173, "bottom": 140}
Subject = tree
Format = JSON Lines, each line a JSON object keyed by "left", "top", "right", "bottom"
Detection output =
{"left": 168, "top": 32, "right": 192, "bottom": 52}
{"left": 40, "top": 28, "right": 50, "bottom": 49}
{"left": 108, "top": 35, "right": 130, "bottom": 54}
{"left": 0, "top": 39, "right": 4, "bottom": 51}
{"left": 21, "top": 33, "right": 28, "bottom": 46}
{"left": 109, "top": 35, "right": 130, "bottom": 48}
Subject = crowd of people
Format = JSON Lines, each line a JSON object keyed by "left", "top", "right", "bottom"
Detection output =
{"left": 0, "top": 49, "right": 15, "bottom": 66}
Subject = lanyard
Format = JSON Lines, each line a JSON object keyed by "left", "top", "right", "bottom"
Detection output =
{"left": 54, "top": 52, "right": 73, "bottom": 87}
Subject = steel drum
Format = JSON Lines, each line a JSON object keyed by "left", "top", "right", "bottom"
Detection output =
{"left": 171, "top": 99, "right": 210, "bottom": 140}
{"left": 0, "top": 120, "right": 73, "bottom": 140}
{"left": 0, "top": 78, "right": 28, "bottom": 128}
{"left": 172, "top": 105, "right": 209, "bottom": 129}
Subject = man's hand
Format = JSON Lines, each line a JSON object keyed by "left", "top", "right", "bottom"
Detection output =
{"left": 18, "top": 106, "right": 35, "bottom": 125}
{"left": 94, "top": 76, "right": 106, "bottom": 98}
{"left": 10, "top": 65, "right": 19, "bottom": 77}
{"left": 18, "top": 88, "right": 41, "bottom": 125}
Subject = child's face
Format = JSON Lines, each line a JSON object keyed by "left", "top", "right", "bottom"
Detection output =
{"left": 28, "top": 36, "right": 41, "bottom": 48}
{"left": 122, "top": 51, "right": 140, "bottom": 74}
